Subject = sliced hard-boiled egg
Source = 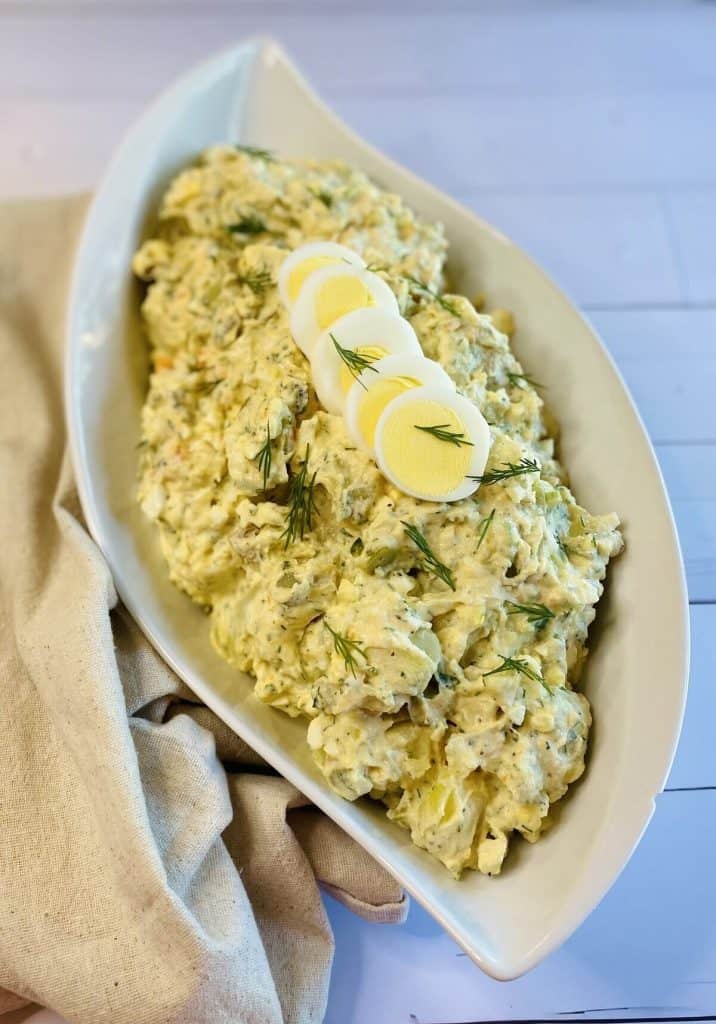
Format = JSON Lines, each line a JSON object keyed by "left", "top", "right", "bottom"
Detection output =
{"left": 278, "top": 241, "right": 365, "bottom": 309}
{"left": 310, "top": 308, "right": 422, "bottom": 415}
{"left": 374, "top": 384, "right": 491, "bottom": 502}
{"left": 290, "top": 265, "right": 398, "bottom": 358}
{"left": 345, "top": 353, "right": 454, "bottom": 456}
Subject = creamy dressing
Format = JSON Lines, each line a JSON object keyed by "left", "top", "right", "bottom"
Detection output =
{"left": 133, "top": 145, "right": 623, "bottom": 877}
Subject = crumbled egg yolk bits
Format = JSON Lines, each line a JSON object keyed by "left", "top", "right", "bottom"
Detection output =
{"left": 345, "top": 353, "right": 454, "bottom": 456}
{"left": 290, "top": 264, "right": 399, "bottom": 357}
{"left": 277, "top": 241, "right": 365, "bottom": 308}
{"left": 310, "top": 307, "right": 422, "bottom": 415}
{"left": 375, "top": 384, "right": 491, "bottom": 502}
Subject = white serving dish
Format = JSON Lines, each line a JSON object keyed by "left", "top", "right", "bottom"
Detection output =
{"left": 65, "top": 38, "right": 689, "bottom": 980}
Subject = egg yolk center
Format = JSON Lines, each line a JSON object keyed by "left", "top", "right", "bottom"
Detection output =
{"left": 357, "top": 375, "right": 421, "bottom": 448}
{"left": 338, "top": 345, "right": 388, "bottom": 394}
{"left": 316, "top": 275, "right": 376, "bottom": 330}
{"left": 380, "top": 398, "right": 472, "bottom": 497}
{"left": 288, "top": 256, "right": 342, "bottom": 303}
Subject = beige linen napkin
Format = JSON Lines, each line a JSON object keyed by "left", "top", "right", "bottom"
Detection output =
{"left": 0, "top": 195, "right": 407, "bottom": 1024}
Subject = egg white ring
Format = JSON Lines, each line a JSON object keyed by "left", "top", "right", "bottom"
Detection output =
{"left": 374, "top": 383, "right": 491, "bottom": 502}
{"left": 310, "top": 308, "right": 423, "bottom": 415}
{"left": 277, "top": 241, "right": 365, "bottom": 309}
{"left": 345, "top": 353, "right": 455, "bottom": 455}
{"left": 289, "top": 264, "right": 399, "bottom": 359}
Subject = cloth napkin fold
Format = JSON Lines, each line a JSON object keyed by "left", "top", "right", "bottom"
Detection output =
{"left": 0, "top": 195, "right": 407, "bottom": 1024}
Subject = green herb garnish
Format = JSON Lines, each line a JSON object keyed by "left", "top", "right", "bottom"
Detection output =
{"left": 227, "top": 215, "right": 267, "bottom": 236}
{"left": 193, "top": 378, "right": 224, "bottom": 394}
{"left": 403, "top": 273, "right": 460, "bottom": 317}
{"left": 483, "top": 655, "right": 543, "bottom": 684}
{"left": 234, "top": 144, "right": 274, "bottom": 161}
{"left": 556, "top": 534, "right": 573, "bottom": 559}
{"left": 255, "top": 421, "right": 273, "bottom": 492}
{"left": 507, "top": 372, "right": 543, "bottom": 391}
{"left": 281, "top": 445, "right": 319, "bottom": 548}
{"left": 506, "top": 601, "right": 555, "bottom": 631}
{"left": 330, "top": 333, "right": 380, "bottom": 389}
{"left": 469, "top": 458, "right": 539, "bottom": 485}
{"left": 414, "top": 423, "right": 474, "bottom": 447}
{"left": 323, "top": 619, "right": 368, "bottom": 677}
{"left": 239, "top": 268, "right": 273, "bottom": 295}
{"left": 365, "top": 267, "right": 460, "bottom": 317}
{"left": 402, "top": 521, "right": 456, "bottom": 591}
{"left": 476, "top": 508, "right": 495, "bottom": 552}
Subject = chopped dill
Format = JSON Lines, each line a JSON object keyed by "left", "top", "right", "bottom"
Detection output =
{"left": 193, "top": 378, "right": 224, "bottom": 394}
{"left": 469, "top": 458, "right": 540, "bottom": 485}
{"left": 239, "top": 268, "right": 273, "bottom": 295}
{"left": 402, "top": 521, "right": 456, "bottom": 591}
{"left": 323, "top": 619, "right": 368, "bottom": 678}
{"left": 281, "top": 444, "right": 319, "bottom": 548}
{"left": 227, "top": 215, "right": 267, "bottom": 236}
{"left": 483, "top": 655, "right": 543, "bottom": 685}
{"left": 476, "top": 508, "right": 495, "bottom": 552}
{"left": 234, "top": 144, "right": 274, "bottom": 161}
{"left": 330, "top": 333, "right": 380, "bottom": 388}
{"left": 255, "top": 421, "right": 273, "bottom": 492}
{"left": 506, "top": 600, "right": 555, "bottom": 630}
{"left": 507, "top": 371, "right": 544, "bottom": 391}
{"left": 556, "top": 534, "right": 573, "bottom": 558}
{"left": 414, "top": 423, "right": 474, "bottom": 447}
{"left": 311, "top": 187, "right": 333, "bottom": 207}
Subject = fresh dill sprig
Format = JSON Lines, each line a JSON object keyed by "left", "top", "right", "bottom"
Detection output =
{"left": 330, "top": 333, "right": 381, "bottom": 389}
{"left": 281, "top": 445, "right": 319, "bottom": 548}
{"left": 414, "top": 423, "right": 474, "bottom": 447}
{"left": 310, "top": 186, "right": 333, "bottom": 207}
{"left": 469, "top": 457, "right": 540, "bottom": 485}
{"left": 402, "top": 521, "right": 456, "bottom": 591}
{"left": 239, "top": 268, "right": 273, "bottom": 295}
{"left": 255, "top": 421, "right": 273, "bottom": 493}
{"left": 507, "top": 371, "right": 544, "bottom": 391}
{"left": 556, "top": 534, "right": 573, "bottom": 559}
{"left": 506, "top": 600, "right": 555, "bottom": 631}
{"left": 402, "top": 273, "right": 461, "bottom": 317}
{"left": 193, "top": 378, "right": 224, "bottom": 394}
{"left": 323, "top": 619, "right": 368, "bottom": 678}
{"left": 476, "top": 508, "right": 495, "bottom": 552}
{"left": 234, "top": 144, "right": 274, "bottom": 161}
{"left": 363, "top": 267, "right": 460, "bottom": 317}
{"left": 483, "top": 655, "right": 543, "bottom": 684}
{"left": 227, "top": 215, "right": 267, "bottom": 236}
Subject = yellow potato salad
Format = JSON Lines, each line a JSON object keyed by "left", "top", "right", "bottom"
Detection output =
{"left": 133, "top": 145, "right": 623, "bottom": 877}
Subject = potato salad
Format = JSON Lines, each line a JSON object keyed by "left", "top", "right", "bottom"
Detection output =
{"left": 133, "top": 145, "right": 623, "bottom": 877}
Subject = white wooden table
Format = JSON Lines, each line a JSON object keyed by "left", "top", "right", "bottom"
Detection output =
{"left": 3, "top": 2, "right": 715, "bottom": 1021}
